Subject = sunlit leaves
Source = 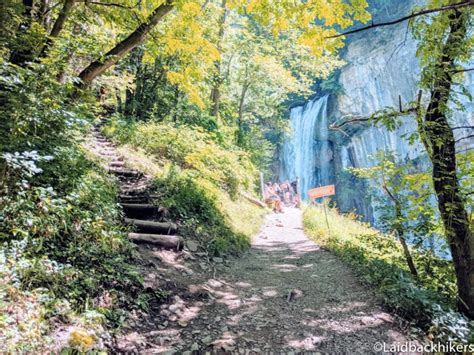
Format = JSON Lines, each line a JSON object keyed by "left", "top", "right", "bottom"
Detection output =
{"left": 144, "top": 0, "right": 369, "bottom": 105}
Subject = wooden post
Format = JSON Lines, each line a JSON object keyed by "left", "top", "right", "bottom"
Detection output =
{"left": 260, "top": 171, "right": 265, "bottom": 200}
{"left": 323, "top": 201, "right": 331, "bottom": 234}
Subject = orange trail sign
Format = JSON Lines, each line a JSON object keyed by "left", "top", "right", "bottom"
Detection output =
{"left": 308, "top": 185, "right": 335, "bottom": 200}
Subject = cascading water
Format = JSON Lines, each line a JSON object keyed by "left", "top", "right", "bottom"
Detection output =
{"left": 280, "top": 95, "right": 331, "bottom": 200}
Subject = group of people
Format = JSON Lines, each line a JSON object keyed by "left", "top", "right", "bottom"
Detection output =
{"left": 264, "top": 178, "right": 300, "bottom": 213}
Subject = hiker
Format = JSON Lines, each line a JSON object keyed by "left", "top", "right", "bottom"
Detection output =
{"left": 281, "top": 180, "right": 292, "bottom": 205}
{"left": 291, "top": 177, "right": 300, "bottom": 207}
{"left": 272, "top": 182, "right": 284, "bottom": 212}
{"left": 264, "top": 182, "right": 283, "bottom": 213}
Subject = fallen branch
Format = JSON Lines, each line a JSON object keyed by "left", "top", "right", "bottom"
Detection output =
{"left": 329, "top": 107, "right": 417, "bottom": 130}
{"left": 241, "top": 192, "right": 266, "bottom": 208}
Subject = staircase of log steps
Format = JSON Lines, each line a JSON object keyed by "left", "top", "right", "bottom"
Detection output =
{"left": 90, "top": 122, "right": 184, "bottom": 250}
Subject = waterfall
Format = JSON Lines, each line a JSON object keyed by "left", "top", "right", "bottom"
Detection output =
{"left": 318, "top": 99, "right": 330, "bottom": 186}
{"left": 280, "top": 95, "right": 331, "bottom": 200}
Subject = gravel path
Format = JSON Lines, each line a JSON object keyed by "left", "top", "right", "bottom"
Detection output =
{"left": 116, "top": 207, "right": 414, "bottom": 353}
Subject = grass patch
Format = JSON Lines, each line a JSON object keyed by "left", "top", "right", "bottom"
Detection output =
{"left": 103, "top": 118, "right": 266, "bottom": 255}
{"left": 303, "top": 204, "right": 473, "bottom": 343}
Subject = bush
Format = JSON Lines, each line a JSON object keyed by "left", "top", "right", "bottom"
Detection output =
{"left": 303, "top": 204, "right": 473, "bottom": 344}
{"left": 103, "top": 117, "right": 266, "bottom": 256}
{"left": 151, "top": 171, "right": 251, "bottom": 255}
{"left": 0, "top": 145, "right": 150, "bottom": 352}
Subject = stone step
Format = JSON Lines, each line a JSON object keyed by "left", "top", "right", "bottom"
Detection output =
{"left": 124, "top": 218, "right": 178, "bottom": 235}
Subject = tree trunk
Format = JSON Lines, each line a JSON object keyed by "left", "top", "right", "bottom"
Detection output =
{"left": 417, "top": 9, "right": 473, "bottom": 317}
{"left": 39, "top": 0, "right": 76, "bottom": 58}
{"left": 173, "top": 86, "right": 180, "bottom": 123}
{"left": 77, "top": 1, "right": 174, "bottom": 88}
{"left": 396, "top": 230, "right": 418, "bottom": 278}
{"left": 209, "top": 0, "right": 227, "bottom": 118}
{"left": 236, "top": 81, "right": 249, "bottom": 145}
{"left": 50, "top": 0, "right": 75, "bottom": 38}
{"left": 383, "top": 184, "right": 418, "bottom": 277}
{"left": 10, "top": 0, "right": 36, "bottom": 66}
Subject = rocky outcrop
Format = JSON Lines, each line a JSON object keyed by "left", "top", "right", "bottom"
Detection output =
{"left": 280, "top": 1, "right": 474, "bottom": 224}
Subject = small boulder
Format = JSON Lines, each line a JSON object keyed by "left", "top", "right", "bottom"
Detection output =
{"left": 186, "top": 240, "right": 199, "bottom": 252}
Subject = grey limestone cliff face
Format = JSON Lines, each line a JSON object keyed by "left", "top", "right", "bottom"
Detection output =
{"left": 332, "top": 20, "right": 473, "bottom": 222}
{"left": 280, "top": 7, "right": 474, "bottom": 224}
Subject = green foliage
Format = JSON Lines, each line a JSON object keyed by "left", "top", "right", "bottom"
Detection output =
{"left": 151, "top": 171, "right": 251, "bottom": 255}
{"left": 411, "top": 1, "right": 473, "bottom": 93}
{"left": 349, "top": 151, "right": 445, "bottom": 253}
{"left": 104, "top": 117, "right": 265, "bottom": 256}
{"left": 0, "top": 143, "right": 153, "bottom": 351}
{"left": 303, "top": 205, "right": 472, "bottom": 343}
{"left": 107, "top": 119, "right": 256, "bottom": 196}
{"left": 457, "top": 150, "right": 474, "bottom": 209}
{"left": 0, "top": 61, "right": 77, "bottom": 153}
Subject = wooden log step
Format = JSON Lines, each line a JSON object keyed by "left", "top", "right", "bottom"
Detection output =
{"left": 121, "top": 203, "right": 161, "bottom": 219}
{"left": 109, "top": 168, "right": 142, "bottom": 178}
{"left": 124, "top": 218, "right": 177, "bottom": 234}
{"left": 119, "top": 196, "right": 149, "bottom": 203}
{"left": 120, "top": 187, "right": 148, "bottom": 195}
{"left": 128, "top": 233, "right": 183, "bottom": 249}
{"left": 97, "top": 143, "right": 115, "bottom": 148}
{"left": 119, "top": 198, "right": 149, "bottom": 204}
{"left": 99, "top": 150, "right": 116, "bottom": 155}
{"left": 109, "top": 161, "right": 125, "bottom": 168}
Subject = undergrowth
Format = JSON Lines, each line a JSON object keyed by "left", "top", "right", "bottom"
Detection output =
{"left": 103, "top": 117, "right": 266, "bottom": 256}
{"left": 303, "top": 205, "right": 473, "bottom": 344}
{"left": 0, "top": 143, "right": 153, "bottom": 352}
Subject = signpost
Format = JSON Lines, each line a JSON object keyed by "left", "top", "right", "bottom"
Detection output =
{"left": 308, "top": 184, "right": 336, "bottom": 233}
{"left": 308, "top": 184, "right": 335, "bottom": 200}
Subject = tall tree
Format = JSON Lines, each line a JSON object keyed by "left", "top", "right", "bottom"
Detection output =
{"left": 10, "top": 0, "right": 36, "bottom": 66}
{"left": 78, "top": 1, "right": 174, "bottom": 87}
{"left": 209, "top": 0, "right": 227, "bottom": 118}
{"left": 39, "top": 0, "right": 76, "bottom": 57}
{"left": 414, "top": 4, "right": 473, "bottom": 317}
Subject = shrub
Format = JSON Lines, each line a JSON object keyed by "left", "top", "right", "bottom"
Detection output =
{"left": 104, "top": 117, "right": 265, "bottom": 256}
{"left": 0, "top": 144, "right": 150, "bottom": 352}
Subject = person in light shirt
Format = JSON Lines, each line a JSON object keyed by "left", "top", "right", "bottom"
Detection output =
{"left": 264, "top": 182, "right": 283, "bottom": 213}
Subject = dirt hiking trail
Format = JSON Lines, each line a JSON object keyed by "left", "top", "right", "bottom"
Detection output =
{"left": 113, "top": 206, "right": 414, "bottom": 353}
